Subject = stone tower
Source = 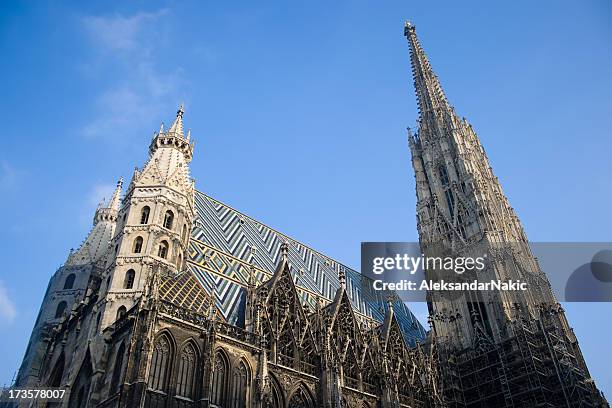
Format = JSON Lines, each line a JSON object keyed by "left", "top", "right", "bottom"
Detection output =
{"left": 16, "top": 179, "right": 123, "bottom": 386}
{"left": 404, "top": 21, "right": 606, "bottom": 407}
{"left": 97, "top": 104, "right": 196, "bottom": 329}
{"left": 404, "top": 20, "right": 561, "bottom": 347}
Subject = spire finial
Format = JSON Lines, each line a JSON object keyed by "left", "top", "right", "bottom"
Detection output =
{"left": 338, "top": 268, "right": 346, "bottom": 289}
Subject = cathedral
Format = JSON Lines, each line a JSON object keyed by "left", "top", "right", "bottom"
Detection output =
{"left": 13, "top": 22, "right": 607, "bottom": 408}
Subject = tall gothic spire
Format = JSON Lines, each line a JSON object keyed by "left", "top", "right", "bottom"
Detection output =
{"left": 404, "top": 21, "right": 558, "bottom": 348}
{"left": 404, "top": 21, "right": 451, "bottom": 119}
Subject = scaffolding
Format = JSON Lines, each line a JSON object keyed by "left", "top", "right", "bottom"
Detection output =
{"left": 436, "top": 318, "right": 608, "bottom": 408}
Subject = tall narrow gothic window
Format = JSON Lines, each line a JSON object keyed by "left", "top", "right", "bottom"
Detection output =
{"left": 133, "top": 236, "right": 144, "bottom": 253}
{"left": 48, "top": 354, "right": 65, "bottom": 387}
{"left": 140, "top": 206, "right": 150, "bottom": 224}
{"left": 210, "top": 351, "right": 228, "bottom": 406}
{"left": 444, "top": 189, "right": 455, "bottom": 214}
{"left": 230, "top": 361, "right": 250, "bottom": 408}
{"left": 63, "top": 274, "right": 75, "bottom": 290}
{"left": 181, "top": 224, "right": 188, "bottom": 242}
{"left": 269, "top": 378, "right": 283, "bottom": 408}
{"left": 175, "top": 343, "right": 197, "bottom": 399}
{"left": 110, "top": 342, "right": 125, "bottom": 393}
{"left": 438, "top": 165, "right": 449, "bottom": 186}
{"left": 163, "top": 210, "right": 174, "bottom": 230}
{"left": 148, "top": 334, "right": 173, "bottom": 392}
{"left": 55, "top": 301, "right": 67, "bottom": 318}
{"left": 124, "top": 269, "right": 135, "bottom": 289}
{"left": 116, "top": 306, "right": 126, "bottom": 320}
{"left": 158, "top": 241, "right": 169, "bottom": 259}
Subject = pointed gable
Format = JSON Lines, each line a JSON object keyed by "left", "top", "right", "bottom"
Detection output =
{"left": 257, "top": 242, "right": 319, "bottom": 369}
{"left": 324, "top": 287, "right": 377, "bottom": 388}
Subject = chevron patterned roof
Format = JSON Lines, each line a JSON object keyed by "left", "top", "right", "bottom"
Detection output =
{"left": 187, "top": 191, "right": 426, "bottom": 345}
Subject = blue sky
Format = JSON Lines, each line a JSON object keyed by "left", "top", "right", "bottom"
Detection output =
{"left": 0, "top": 0, "right": 611, "bottom": 395}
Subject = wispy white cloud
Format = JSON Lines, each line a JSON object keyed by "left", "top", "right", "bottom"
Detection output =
{"left": 0, "top": 160, "right": 18, "bottom": 190}
{"left": 79, "top": 10, "right": 186, "bottom": 143}
{"left": 82, "top": 10, "right": 168, "bottom": 55}
{"left": 0, "top": 281, "right": 17, "bottom": 325}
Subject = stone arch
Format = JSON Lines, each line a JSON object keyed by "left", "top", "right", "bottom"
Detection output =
{"left": 47, "top": 352, "right": 65, "bottom": 387}
{"left": 55, "top": 301, "right": 67, "bottom": 318}
{"left": 210, "top": 347, "right": 230, "bottom": 406}
{"left": 123, "top": 269, "right": 135, "bottom": 289}
{"left": 110, "top": 341, "right": 126, "bottom": 393}
{"left": 147, "top": 330, "right": 176, "bottom": 393}
{"left": 132, "top": 236, "right": 144, "bottom": 253}
{"left": 175, "top": 339, "right": 200, "bottom": 400}
{"left": 267, "top": 373, "right": 284, "bottom": 408}
{"left": 163, "top": 209, "right": 174, "bottom": 230}
{"left": 154, "top": 235, "right": 172, "bottom": 260}
{"left": 140, "top": 205, "right": 150, "bottom": 224}
{"left": 68, "top": 350, "right": 93, "bottom": 408}
{"left": 287, "top": 382, "right": 314, "bottom": 408}
{"left": 63, "top": 273, "right": 75, "bottom": 290}
{"left": 229, "top": 357, "right": 252, "bottom": 408}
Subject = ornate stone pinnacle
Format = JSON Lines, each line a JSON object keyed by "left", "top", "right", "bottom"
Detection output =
{"left": 338, "top": 268, "right": 346, "bottom": 289}
{"left": 280, "top": 241, "right": 289, "bottom": 259}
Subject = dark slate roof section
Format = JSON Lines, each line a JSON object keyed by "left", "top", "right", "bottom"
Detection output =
{"left": 188, "top": 191, "right": 426, "bottom": 345}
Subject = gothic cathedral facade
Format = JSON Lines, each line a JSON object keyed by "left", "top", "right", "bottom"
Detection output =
{"left": 13, "top": 23, "right": 607, "bottom": 408}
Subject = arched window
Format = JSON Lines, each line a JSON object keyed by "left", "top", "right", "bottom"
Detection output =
{"left": 269, "top": 376, "right": 283, "bottom": 408}
{"left": 181, "top": 224, "right": 188, "bottom": 242}
{"left": 133, "top": 236, "right": 143, "bottom": 253}
{"left": 210, "top": 351, "right": 229, "bottom": 406}
{"left": 288, "top": 386, "right": 313, "bottom": 408}
{"left": 124, "top": 269, "right": 135, "bottom": 289}
{"left": 148, "top": 334, "right": 173, "bottom": 392}
{"left": 140, "top": 206, "right": 150, "bottom": 224}
{"left": 63, "top": 274, "right": 75, "bottom": 290}
{"left": 110, "top": 342, "right": 125, "bottom": 393}
{"left": 68, "top": 352, "right": 92, "bottom": 408}
{"left": 163, "top": 210, "right": 174, "bottom": 230}
{"left": 55, "top": 301, "right": 67, "bottom": 318}
{"left": 48, "top": 353, "right": 65, "bottom": 387}
{"left": 177, "top": 253, "right": 183, "bottom": 270}
{"left": 158, "top": 240, "right": 169, "bottom": 259}
{"left": 438, "top": 165, "right": 449, "bottom": 186}
{"left": 176, "top": 343, "right": 197, "bottom": 399}
{"left": 230, "top": 360, "right": 250, "bottom": 408}
{"left": 116, "top": 306, "right": 127, "bottom": 320}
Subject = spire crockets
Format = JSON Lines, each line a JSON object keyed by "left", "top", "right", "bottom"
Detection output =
{"left": 404, "top": 21, "right": 451, "bottom": 119}
{"left": 167, "top": 103, "right": 185, "bottom": 136}
{"left": 108, "top": 177, "right": 123, "bottom": 211}
{"left": 68, "top": 177, "right": 122, "bottom": 266}
{"left": 94, "top": 177, "right": 123, "bottom": 225}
